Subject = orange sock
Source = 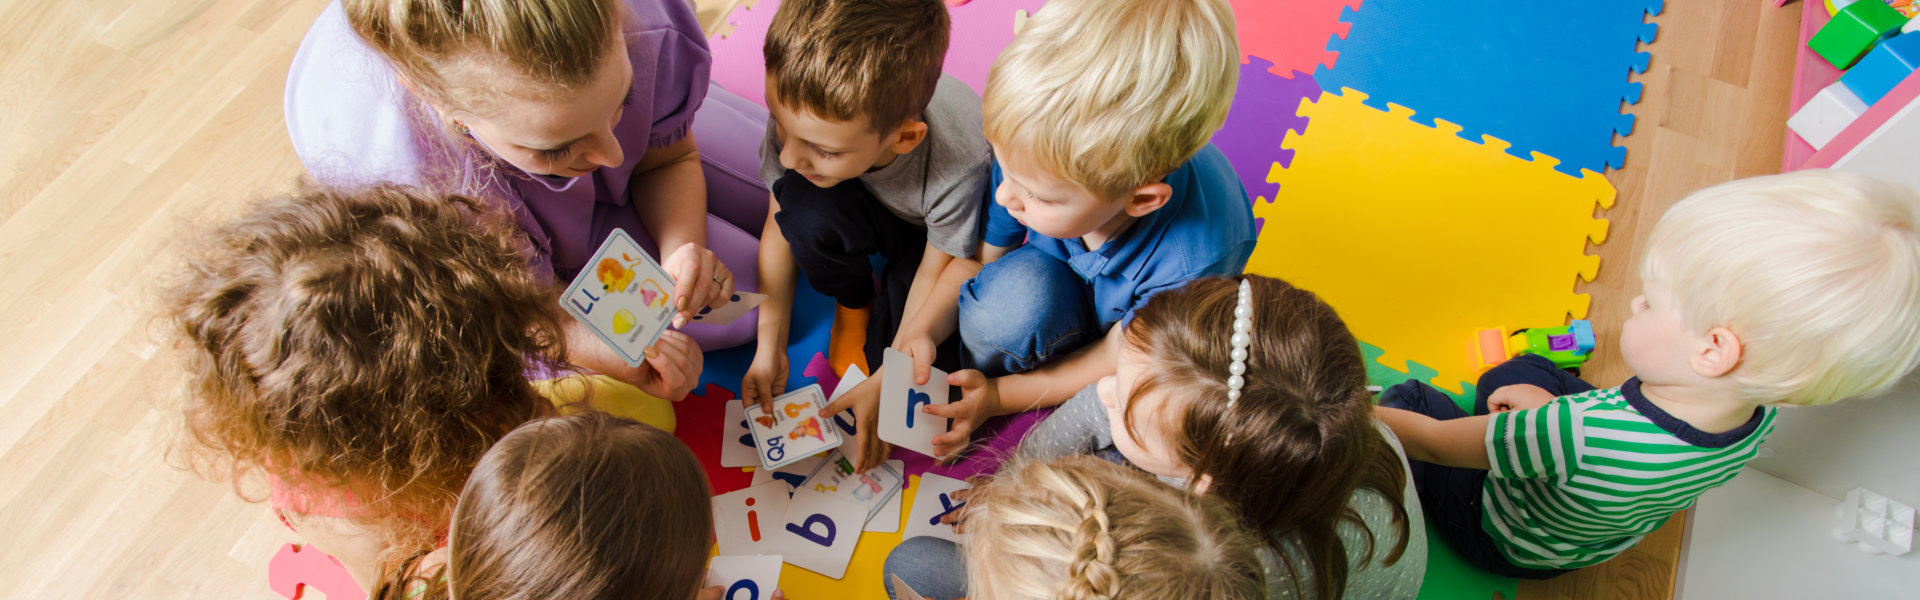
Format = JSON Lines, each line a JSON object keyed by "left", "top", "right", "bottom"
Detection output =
{"left": 829, "top": 303, "right": 872, "bottom": 376}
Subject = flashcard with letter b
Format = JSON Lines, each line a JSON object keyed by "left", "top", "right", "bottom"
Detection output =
{"left": 777, "top": 488, "right": 868, "bottom": 579}
{"left": 878, "top": 348, "right": 950, "bottom": 458}
{"left": 558, "top": 229, "right": 675, "bottom": 367}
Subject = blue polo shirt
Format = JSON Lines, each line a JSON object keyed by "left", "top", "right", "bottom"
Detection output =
{"left": 982, "top": 144, "right": 1257, "bottom": 328}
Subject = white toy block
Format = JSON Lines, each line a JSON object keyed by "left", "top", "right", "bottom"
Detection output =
{"left": 1789, "top": 82, "right": 1871, "bottom": 149}
{"left": 1831, "top": 487, "right": 1915, "bottom": 556}
{"left": 1904, "top": 13, "right": 1920, "bottom": 35}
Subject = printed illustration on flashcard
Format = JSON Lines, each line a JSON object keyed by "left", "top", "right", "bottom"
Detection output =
{"left": 746, "top": 384, "right": 843, "bottom": 470}
{"left": 559, "top": 229, "right": 676, "bottom": 367}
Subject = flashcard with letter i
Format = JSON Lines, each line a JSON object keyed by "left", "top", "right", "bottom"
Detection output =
{"left": 558, "top": 229, "right": 676, "bottom": 367}
{"left": 878, "top": 348, "right": 950, "bottom": 458}
{"left": 711, "top": 482, "right": 791, "bottom": 556}
{"left": 746, "top": 384, "right": 843, "bottom": 470}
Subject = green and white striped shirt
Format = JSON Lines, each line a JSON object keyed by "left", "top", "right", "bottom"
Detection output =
{"left": 1483, "top": 378, "right": 1776, "bottom": 569}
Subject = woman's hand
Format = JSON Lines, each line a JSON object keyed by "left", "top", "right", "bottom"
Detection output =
{"left": 661, "top": 242, "right": 735, "bottom": 328}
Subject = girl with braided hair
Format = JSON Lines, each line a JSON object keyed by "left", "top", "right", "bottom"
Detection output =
{"left": 886, "top": 276, "right": 1427, "bottom": 600}
{"left": 962, "top": 455, "right": 1266, "bottom": 600}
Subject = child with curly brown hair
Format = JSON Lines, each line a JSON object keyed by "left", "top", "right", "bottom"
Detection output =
{"left": 161, "top": 184, "right": 690, "bottom": 588}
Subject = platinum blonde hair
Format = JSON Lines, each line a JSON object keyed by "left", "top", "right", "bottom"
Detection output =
{"left": 1642, "top": 170, "right": 1920, "bottom": 405}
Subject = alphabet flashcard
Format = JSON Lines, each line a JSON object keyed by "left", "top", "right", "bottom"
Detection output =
{"left": 721, "top": 399, "right": 758, "bottom": 468}
{"left": 706, "top": 555, "right": 782, "bottom": 600}
{"left": 690, "top": 291, "right": 767, "bottom": 326}
{"left": 877, "top": 348, "right": 950, "bottom": 458}
{"left": 778, "top": 488, "right": 869, "bottom": 579}
{"left": 864, "top": 459, "right": 907, "bottom": 533}
{"left": 712, "top": 482, "right": 791, "bottom": 557}
{"left": 902, "top": 473, "right": 971, "bottom": 544}
{"left": 746, "top": 384, "right": 843, "bottom": 470}
{"left": 751, "top": 455, "right": 825, "bottom": 495}
{"left": 559, "top": 229, "right": 676, "bottom": 367}
{"left": 799, "top": 449, "right": 904, "bottom": 525}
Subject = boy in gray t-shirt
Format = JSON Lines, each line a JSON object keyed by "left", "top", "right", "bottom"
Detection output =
{"left": 742, "top": 0, "right": 993, "bottom": 412}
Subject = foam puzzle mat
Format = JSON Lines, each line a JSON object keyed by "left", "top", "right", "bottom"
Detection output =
{"left": 1247, "top": 88, "right": 1613, "bottom": 397}
{"left": 1314, "top": 0, "right": 1662, "bottom": 176}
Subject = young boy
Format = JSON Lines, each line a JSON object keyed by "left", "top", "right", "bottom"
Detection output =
{"left": 742, "top": 0, "right": 992, "bottom": 410}
{"left": 1375, "top": 170, "right": 1920, "bottom": 577}
{"left": 825, "top": 0, "right": 1256, "bottom": 470}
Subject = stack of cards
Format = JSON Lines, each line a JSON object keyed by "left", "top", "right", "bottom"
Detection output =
{"left": 746, "top": 384, "right": 843, "bottom": 470}
{"left": 713, "top": 449, "right": 908, "bottom": 579}
{"left": 560, "top": 229, "right": 766, "bottom": 366}
{"left": 878, "top": 348, "right": 952, "bottom": 458}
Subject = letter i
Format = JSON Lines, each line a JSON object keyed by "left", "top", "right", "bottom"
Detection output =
{"left": 746, "top": 497, "right": 762, "bottom": 541}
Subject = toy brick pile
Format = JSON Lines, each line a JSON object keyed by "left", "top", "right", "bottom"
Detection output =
{"left": 1790, "top": 0, "right": 1920, "bottom": 149}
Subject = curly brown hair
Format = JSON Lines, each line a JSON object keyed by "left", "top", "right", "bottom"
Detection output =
{"left": 160, "top": 183, "right": 567, "bottom": 563}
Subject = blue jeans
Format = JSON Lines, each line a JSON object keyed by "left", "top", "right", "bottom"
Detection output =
{"left": 882, "top": 537, "right": 967, "bottom": 600}
{"left": 956, "top": 246, "right": 1102, "bottom": 377}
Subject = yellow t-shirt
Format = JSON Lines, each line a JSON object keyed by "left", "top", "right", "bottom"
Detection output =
{"left": 531, "top": 374, "right": 677, "bottom": 433}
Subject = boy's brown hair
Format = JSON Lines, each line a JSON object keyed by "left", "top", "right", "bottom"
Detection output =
{"left": 162, "top": 184, "right": 566, "bottom": 563}
{"left": 378, "top": 412, "right": 714, "bottom": 600}
{"left": 763, "top": 0, "right": 950, "bottom": 132}
{"left": 1123, "top": 276, "right": 1413, "bottom": 600}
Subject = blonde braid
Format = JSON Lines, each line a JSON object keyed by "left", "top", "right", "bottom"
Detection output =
{"left": 1064, "top": 487, "right": 1120, "bottom": 600}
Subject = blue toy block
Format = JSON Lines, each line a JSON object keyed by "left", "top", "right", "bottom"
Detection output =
{"left": 1840, "top": 32, "right": 1920, "bottom": 105}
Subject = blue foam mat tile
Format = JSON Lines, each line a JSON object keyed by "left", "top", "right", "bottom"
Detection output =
{"left": 1314, "top": 0, "right": 1662, "bottom": 176}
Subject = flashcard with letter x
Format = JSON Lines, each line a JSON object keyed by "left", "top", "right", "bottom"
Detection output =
{"left": 778, "top": 488, "right": 869, "bottom": 579}
{"left": 746, "top": 384, "right": 843, "bottom": 470}
{"left": 559, "top": 229, "right": 676, "bottom": 367}
{"left": 903, "top": 473, "right": 971, "bottom": 544}
{"left": 878, "top": 348, "right": 950, "bottom": 458}
{"left": 706, "top": 555, "right": 781, "bottom": 600}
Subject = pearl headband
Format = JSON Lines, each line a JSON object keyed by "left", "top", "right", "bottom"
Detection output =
{"left": 1225, "top": 279, "right": 1252, "bottom": 443}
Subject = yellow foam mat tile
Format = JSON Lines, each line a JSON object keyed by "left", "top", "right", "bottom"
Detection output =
{"left": 1248, "top": 88, "right": 1613, "bottom": 394}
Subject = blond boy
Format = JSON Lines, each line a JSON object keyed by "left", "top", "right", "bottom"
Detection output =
{"left": 1376, "top": 170, "right": 1920, "bottom": 576}
{"left": 826, "top": 0, "right": 1256, "bottom": 471}
{"left": 743, "top": 0, "right": 992, "bottom": 411}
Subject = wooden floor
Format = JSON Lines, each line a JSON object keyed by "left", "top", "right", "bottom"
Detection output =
{"left": 0, "top": 0, "right": 1799, "bottom": 598}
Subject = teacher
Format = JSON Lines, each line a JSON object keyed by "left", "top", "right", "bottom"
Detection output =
{"left": 285, "top": 0, "right": 770, "bottom": 401}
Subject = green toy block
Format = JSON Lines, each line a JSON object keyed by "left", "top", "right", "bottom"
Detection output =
{"left": 1811, "top": 0, "right": 1908, "bottom": 69}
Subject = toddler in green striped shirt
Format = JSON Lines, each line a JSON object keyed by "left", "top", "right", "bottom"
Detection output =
{"left": 1375, "top": 170, "right": 1920, "bottom": 578}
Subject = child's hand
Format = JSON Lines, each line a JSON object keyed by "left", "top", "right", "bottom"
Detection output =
{"left": 629, "top": 330, "right": 703, "bottom": 401}
{"left": 742, "top": 347, "right": 789, "bottom": 413}
{"left": 821, "top": 376, "right": 894, "bottom": 473}
{"left": 892, "top": 333, "right": 939, "bottom": 386}
{"left": 924, "top": 370, "right": 1001, "bottom": 463}
{"left": 937, "top": 487, "right": 976, "bottom": 533}
{"left": 661, "top": 242, "right": 735, "bottom": 328}
{"left": 1487, "top": 383, "right": 1556, "bottom": 413}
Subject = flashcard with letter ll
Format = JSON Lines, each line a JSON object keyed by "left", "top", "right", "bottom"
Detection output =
{"left": 558, "top": 229, "right": 676, "bottom": 367}
{"left": 747, "top": 384, "right": 843, "bottom": 470}
{"left": 799, "top": 450, "right": 904, "bottom": 524}
{"left": 778, "top": 487, "right": 869, "bottom": 579}
{"left": 711, "top": 482, "right": 792, "bottom": 556}
{"left": 706, "top": 555, "right": 782, "bottom": 600}
{"left": 878, "top": 348, "right": 950, "bottom": 458}
{"left": 690, "top": 291, "right": 767, "bottom": 325}
{"left": 902, "top": 473, "right": 971, "bottom": 544}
